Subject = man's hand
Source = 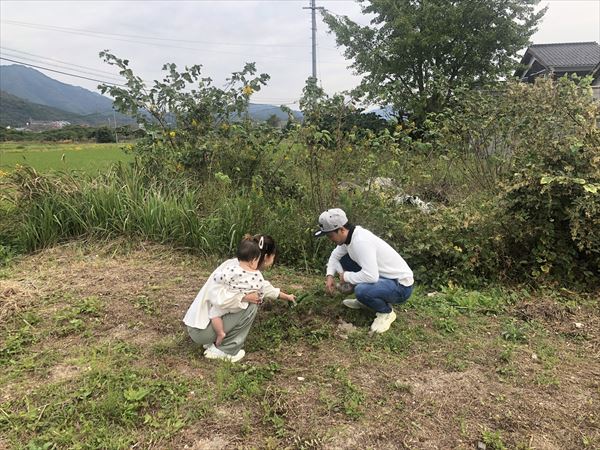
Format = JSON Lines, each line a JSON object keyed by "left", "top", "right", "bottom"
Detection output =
{"left": 325, "top": 275, "right": 336, "bottom": 296}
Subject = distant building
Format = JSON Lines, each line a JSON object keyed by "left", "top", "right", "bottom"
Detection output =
{"left": 26, "top": 119, "right": 71, "bottom": 132}
{"left": 515, "top": 42, "right": 600, "bottom": 101}
{"left": 515, "top": 42, "right": 600, "bottom": 81}
{"left": 592, "top": 61, "right": 600, "bottom": 101}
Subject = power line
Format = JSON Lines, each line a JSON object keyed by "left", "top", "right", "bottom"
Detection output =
{"left": 0, "top": 46, "right": 126, "bottom": 78}
{"left": 0, "top": 57, "right": 126, "bottom": 86}
{"left": 2, "top": 19, "right": 316, "bottom": 49}
{"left": 0, "top": 49, "right": 126, "bottom": 83}
{"left": 2, "top": 19, "right": 340, "bottom": 60}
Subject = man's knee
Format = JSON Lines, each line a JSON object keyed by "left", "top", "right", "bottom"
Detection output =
{"left": 354, "top": 283, "right": 369, "bottom": 300}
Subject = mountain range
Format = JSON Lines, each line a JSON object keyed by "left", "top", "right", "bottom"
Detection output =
{"left": 0, "top": 64, "right": 301, "bottom": 127}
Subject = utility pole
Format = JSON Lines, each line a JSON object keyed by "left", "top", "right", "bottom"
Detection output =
{"left": 113, "top": 110, "right": 119, "bottom": 143}
{"left": 303, "top": 0, "right": 321, "bottom": 80}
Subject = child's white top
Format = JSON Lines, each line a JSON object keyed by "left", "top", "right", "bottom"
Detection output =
{"left": 207, "top": 261, "right": 268, "bottom": 319}
{"left": 183, "top": 258, "right": 280, "bottom": 329}
{"left": 214, "top": 260, "right": 267, "bottom": 294}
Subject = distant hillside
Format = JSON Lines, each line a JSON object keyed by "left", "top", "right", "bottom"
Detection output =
{"left": 0, "top": 90, "right": 86, "bottom": 127}
{"left": 0, "top": 64, "right": 302, "bottom": 126}
{"left": 0, "top": 64, "right": 115, "bottom": 115}
{"left": 0, "top": 90, "right": 137, "bottom": 128}
{"left": 247, "top": 103, "right": 302, "bottom": 122}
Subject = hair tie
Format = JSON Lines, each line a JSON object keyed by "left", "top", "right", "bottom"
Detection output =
{"left": 258, "top": 236, "right": 264, "bottom": 250}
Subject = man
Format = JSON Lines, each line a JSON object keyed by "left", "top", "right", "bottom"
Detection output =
{"left": 314, "top": 208, "right": 414, "bottom": 333}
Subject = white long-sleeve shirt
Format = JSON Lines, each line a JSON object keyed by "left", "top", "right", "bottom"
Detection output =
{"left": 183, "top": 258, "right": 280, "bottom": 329}
{"left": 326, "top": 226, "right": 414, "bottom": 286}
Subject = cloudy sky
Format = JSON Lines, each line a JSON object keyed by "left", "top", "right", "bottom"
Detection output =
{"left": 1, "top": 0, "right": 599, "bottom": 108}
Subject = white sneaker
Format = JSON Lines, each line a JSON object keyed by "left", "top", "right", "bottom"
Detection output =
{"left": 204, "top": 345, "right": 246, "bottom": 363}
{"left": 342, "top": 298, "right": 366, "bottom": 310}
{"left": 370, "top": 310, "right": 396, "bottom": 333}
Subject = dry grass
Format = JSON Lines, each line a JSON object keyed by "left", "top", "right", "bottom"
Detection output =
{"left": 1, "top": 240, "right": 598, "bottom": 449}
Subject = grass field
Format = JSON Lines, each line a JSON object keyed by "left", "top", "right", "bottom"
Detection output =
{"left": 0, "top": 142, "right": 134, "bottom": 174}
{"left": 1, "top": 240, "right": 598, "bottom": 449}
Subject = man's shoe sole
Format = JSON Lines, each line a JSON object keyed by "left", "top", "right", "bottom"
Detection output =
{"left": 342, "top": 298, "right": 367, "bottom": 310}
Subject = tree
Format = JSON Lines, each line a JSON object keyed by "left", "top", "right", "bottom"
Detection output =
{"left": 265, "top": 114, "right": 281, "bottom": 128}
{"left": 94, "top": 126, "right": 116, "bottom": 143}
{"left": 97, "top": 51, "right": 270, "bottom": 176}
{"left": 322, "top": 0, "right": 546, "bottom": 124}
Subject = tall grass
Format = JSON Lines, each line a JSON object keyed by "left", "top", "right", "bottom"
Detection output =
{"left": 6, "top": 164, "right": 328, "bottom": 268}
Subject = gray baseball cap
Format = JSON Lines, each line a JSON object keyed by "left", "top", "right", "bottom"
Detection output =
{"left": 314, "top": 208, "right": 348, "bottom": 237}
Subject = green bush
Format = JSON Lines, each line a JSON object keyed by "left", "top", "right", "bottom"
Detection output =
{"left": 497, "top": 78, "right": 600, "bottom": 285}
{"left": 425, "top": 76, "right": 600, "bottom": 287}
{"left": 501, "top": 143, "right": 600, "bottom": 284}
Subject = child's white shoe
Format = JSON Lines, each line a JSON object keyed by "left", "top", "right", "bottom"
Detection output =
{"left": 204, "top": 345, "right": 245, "bottom": 363}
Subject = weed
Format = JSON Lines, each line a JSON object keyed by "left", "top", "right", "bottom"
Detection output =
{"left": 75, "top": 296, "right": 103, "bottom": 315}
{"left": 215, "top": 362, "right": 280, "bottom": 401}
{"left": 581, "top": 433, "right": 598, "bottom": 448}
{"left": 0, "top": 244, "right": 17, "bottom": 267}
{"left": 51, "top": 296, "right": 103, "bottom": 336}
{"left": 501, "top": 319, "right": 528, "bottom": 343}
{"left": 151, "top": 335, "right": 185, "bottom": 356}
{"left": 434, "top": 317, "right": 458, "bottom": 334}
{"left": 444, "top": 352, "right": 469, "bottom": 372}
{"left": 393, "top": 380, "right": 413, "bottom": 393}
{"left": 261, "top": 386, "right": 288, "bottom": 438}
{"left": 498, "top": 344, "right": 515, "bottom": 363}
{"left": 240, "top": 410, "right": 252, "bottom": 436}
{"left": 377, "top": 323, "right": 430, "bottom": 354}
{"left": 535, "top": 342, "right": 558, "bottom": 370}
{"left": 458, "top": 416, "right": 469, "bottom": 437}
{"left": 535, "top": 371, "right": 560, "bottom": 387}
{"left": 419, "top": 286, "right": 507, "bottom": 316}
{"left": 306, "top": 326, "right": 332, "bottom": 346}
{"left": 324, "top": 365, "right": 365, "bottom": 419}
{"left": 0, "top": 323, "right": 37, "bottom": 364}
{"left": 249, "top": 305, "right": 334, "bottom": 352}
{"left": 247, "top": 314, "right": 290, "bottom": 351}
{"left": 481, "top": 428, "right": 507, "bottom": 450}
{"left": 132, "top": 294, "right": 157, "bottom": 315}
{"left": 495, "top": 364, "right": 517, "bottom": 378}
{"left": 292, "top": 435, "right": 329, "bottom": 449}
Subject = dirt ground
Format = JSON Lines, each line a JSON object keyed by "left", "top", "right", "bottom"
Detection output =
{"left": 1, "top": 241, "right": 598, "bottom": 449}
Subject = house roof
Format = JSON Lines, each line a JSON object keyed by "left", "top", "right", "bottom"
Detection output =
{"left": 526, "top": 42, "right": 600, "bottom": 71}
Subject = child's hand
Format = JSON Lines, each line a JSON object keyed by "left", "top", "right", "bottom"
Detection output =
{"left": 281, "top": 293, "right": 296, "bottom": 302}
{"left": 243, "top": 291, "right": 261, "bottom": 304}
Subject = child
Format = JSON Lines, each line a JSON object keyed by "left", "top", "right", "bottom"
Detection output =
{"left": 208, "top": 234, "right": 296, "bottom": 347}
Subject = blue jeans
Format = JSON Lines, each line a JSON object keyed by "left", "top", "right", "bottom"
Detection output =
{"left": 341, "top": 254, "right": 413, "bottom": 313}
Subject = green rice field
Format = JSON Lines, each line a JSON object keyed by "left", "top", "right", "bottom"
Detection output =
{"left": 0, "top": 142, "right": 134, "bottom": 174}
